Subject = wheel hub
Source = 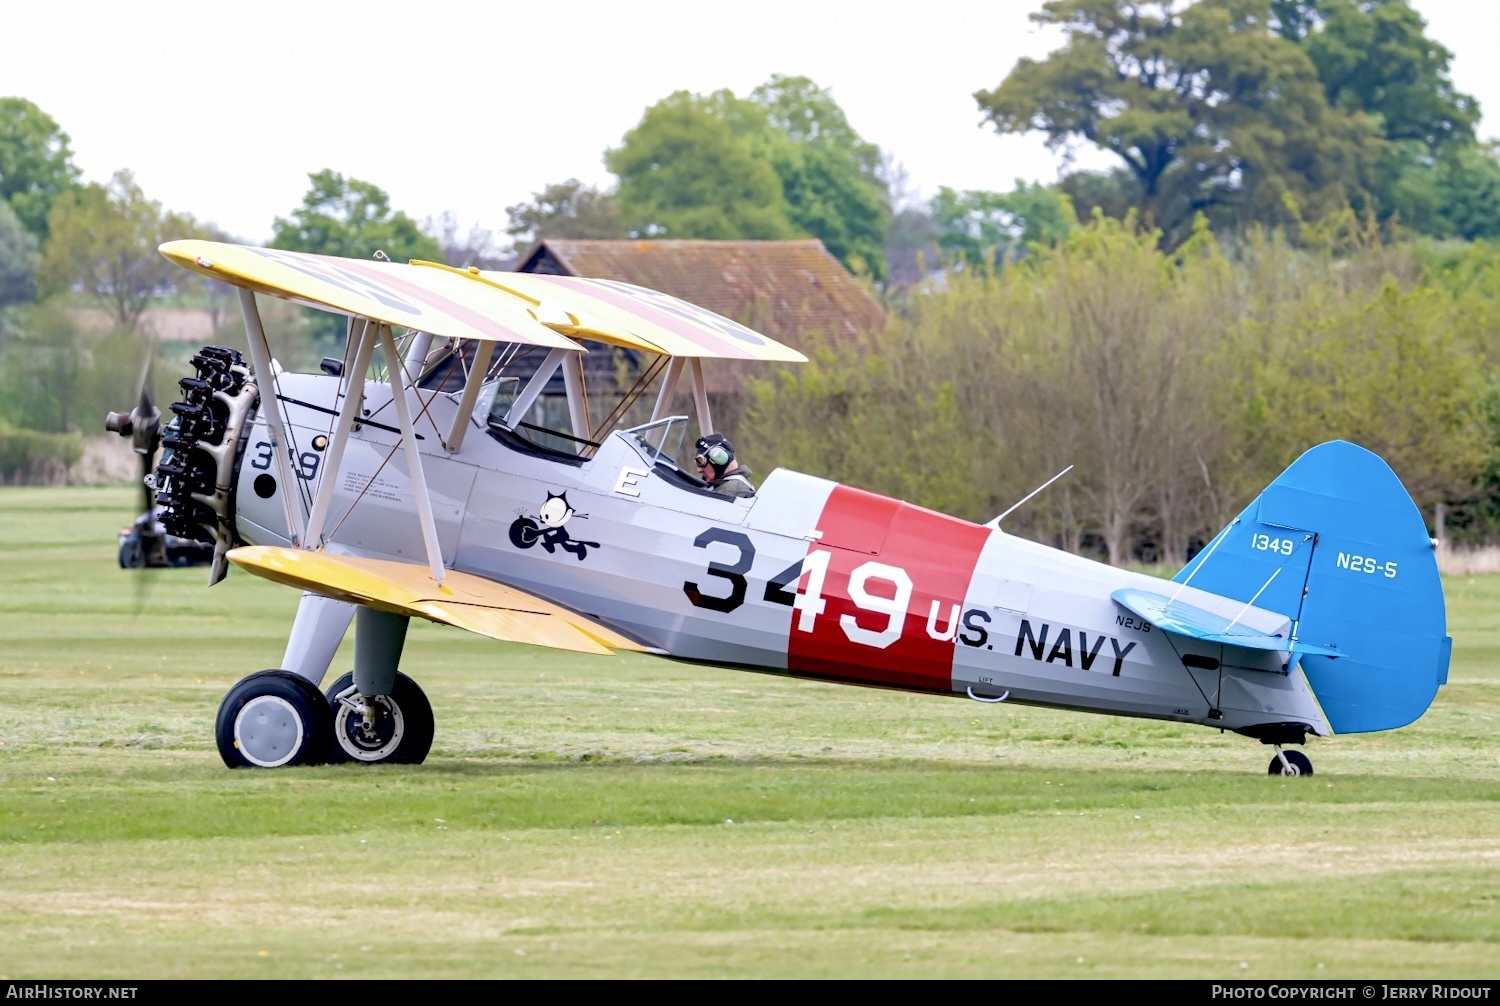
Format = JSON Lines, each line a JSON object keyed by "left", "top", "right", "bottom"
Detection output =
{"left": 233, "top": 695, "right": 305, "bottom": 768}
{"left": 333, "top": 691, "right": 406, "bottom": 762}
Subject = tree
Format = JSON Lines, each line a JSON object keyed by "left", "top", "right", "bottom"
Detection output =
{"left": 504, "top": 178, "right": 626, "bottom": 250}
{"left": 975, "top": 0, "right": 1375, "bottom": 243}
{"left": 1241, "top": 279, "right": 1486, "bottom": 508}
{"left": 271, "top": 170, "right": 442, "bottom": 263}
{"left": 607, "top": 79, "right": 891, "bottom": 276}
{"left": 0, "top": 98, "right": 81, "bottom": 239}
{"left": 606, "top": 92, "right": 798, "bottom": 241}
{"left": 1433, "top": 143, "right": 1500, "bottom": 241}
{"left": 1299, "top": 0, "right": 1478, "bottom": 154}
{"left": 1277, "top": 0, "right": 1483, "bottom": 233}
{"left": 0, "top": 199, "right": 38, "bottom": 308}
{"left": 748, "top": 75, "right": 890, "bottom": 277}
{"left": 424, "top": 211, "right": 505, "bottom": 269}
{"left": 880, "top": 158, "right": 941, "bottom": 290}
{"left": 931, "top": 182, "right": 1075, "bottom": 266}
{"left": 39, "top": 170, "right": 198, "bottom": 329}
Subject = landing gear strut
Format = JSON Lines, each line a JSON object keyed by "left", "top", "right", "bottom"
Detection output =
{"left": 1268, "top": 747, "right": 1313, "bottom": 777}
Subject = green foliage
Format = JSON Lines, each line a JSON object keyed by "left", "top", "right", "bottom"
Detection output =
{"left": 0, "top": 298, "right": 85, "bottom": 432}
{"left": 1278, "top": 1, "right": 1492, "bottom": 239}
{"left": 0, "top": 97, "right": 81, "bottom": 239}
{"left": 1302, "top": 0, "right": 1477, "bottom": 154}
{"left": 931, "top": 181, "right": 1076, "bottom": 266}
{"left": 271, "top": 170, "right": 441, "bottom": 351}
{"left": 745, "top": 352, "right": 975, "bottom": 518}
{"left": 1432, "top": 144, "right": 1500, "bottom": 241}
{"left": 0, "top": 419, "right": 81, "bottom": 483}
{"left": 608, "top": 91, "right": 798, "bottom": 241}
{"left": 504, "top": 178, "right": 626, "bottom": 250}
{"left": 271, "top": 169, "right": 442, "bottom": 264}
{"left": 745, "top": 208, "right": 1497, "bottom": 562}
{"left": 39, "top": 170, "right": 199, "bottom": 329}
{"left": 609, "top": 78, "right": 890, "bottom": 277}
{"left": 0, "top": 197, "right": 38, "bottom": 307}
{"left": 976, "top": 0, "right": 1374, "bottom": 244}
{"left": 1241, "top": 280, "right": 1485, "bottom": 507}
{"left": 0, "top": 299, "right": 158, "bottom": 437}
{"left": 748, "top": 75, "right": 890, "bottom": 278}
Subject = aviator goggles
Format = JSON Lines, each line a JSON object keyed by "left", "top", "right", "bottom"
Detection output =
{"left": 694, "top": 444, "right": 733, "bottom": 469}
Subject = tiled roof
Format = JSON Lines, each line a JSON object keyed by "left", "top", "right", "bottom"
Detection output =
{"left": 516, "top": 239, "right": 886, "bottom": 349}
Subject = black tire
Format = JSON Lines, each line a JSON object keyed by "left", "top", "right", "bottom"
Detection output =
{"left": 119, "top": 539, "right": 144, "bottom": 569}
{"left": 1268, "top": 749, "right": 1313, "bottom": 777}
{"left": 324, "top": 671, "right": 434, "bottom": 765}
{"left": 215, "top": 670, "right": 333, "bottom": 769}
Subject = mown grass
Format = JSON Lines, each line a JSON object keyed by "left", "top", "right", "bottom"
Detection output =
{"left": 1, "top": 486, "right": 1498, "bottom": 978}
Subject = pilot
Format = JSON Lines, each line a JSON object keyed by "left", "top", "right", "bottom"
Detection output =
{"left": 694, "top": 434, "right": 755, "bottom": 498}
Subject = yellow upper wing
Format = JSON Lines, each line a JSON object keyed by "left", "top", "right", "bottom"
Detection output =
{"left": 163, "top": 240, "right": 806, "bottom": 364}
{"left": 161, "top": 240, "right": 583, "bottom": 350}
{"left": 228, "top": 546, "right": 646, "bottom": 656}
{"left": 479, "top": 271, "right": 809, "bottom": 362}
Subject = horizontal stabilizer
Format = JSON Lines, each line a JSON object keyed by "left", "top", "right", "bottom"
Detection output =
{"left": 1111, "top": 588, "right": 1339, "bottom": 657}
{"left": 228, "top": 546, "right": 645, "bottom": 656}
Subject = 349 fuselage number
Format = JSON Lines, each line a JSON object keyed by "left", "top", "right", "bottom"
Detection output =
{"left": 249, "top": 440, "right": 321, "bottom": 481}
{"left": 683, "top": 540, "right": 915, "bottom": 650}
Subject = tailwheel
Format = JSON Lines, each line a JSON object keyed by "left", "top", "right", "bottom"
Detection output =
{"left": 216, "top": 670, "right": 334, "bottom": 768}
{"left": 324, "top": 671, "right": 434, "bottom": 765}
{"left": 1268, "top": 747, "right": 1313, "bottom": 777}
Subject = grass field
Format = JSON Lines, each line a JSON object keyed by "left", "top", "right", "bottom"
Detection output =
{"left": 1, "top": 486, "right": 1497, "bottom": 978}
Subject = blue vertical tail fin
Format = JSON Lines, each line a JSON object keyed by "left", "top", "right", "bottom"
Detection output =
{"left": 1173, "top": 441, "right": 1449, "bottom": 734}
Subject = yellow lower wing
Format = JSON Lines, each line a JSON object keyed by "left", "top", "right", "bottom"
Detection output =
{"left": 228, "top": 546, "right": 645, "bottom": 656}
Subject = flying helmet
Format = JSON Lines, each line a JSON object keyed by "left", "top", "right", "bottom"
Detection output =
{"left": 694, "top": 434, "right": 735, "bottom": 479}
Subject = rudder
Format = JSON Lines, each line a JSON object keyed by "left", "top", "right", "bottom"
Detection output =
{"left": 1174, "top": 441, "right": 1449, "bottom": 734}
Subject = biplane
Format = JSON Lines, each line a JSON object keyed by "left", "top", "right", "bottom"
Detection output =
{"left": 105, "top": 240, "right": 1451, "bottom": 776}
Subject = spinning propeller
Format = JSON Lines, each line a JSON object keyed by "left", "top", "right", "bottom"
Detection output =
{"left": 105, "top": 351, "right": 165, "bottom": 591}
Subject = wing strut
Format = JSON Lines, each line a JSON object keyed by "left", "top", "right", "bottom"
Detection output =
{"left": 561, "top": 351, "right": 593, "bottom": 455}
{"left": 239, "top": 289, "right": 307, "bottom": 545}
{"left": 690, "top": 358, "right": 714, "bottom": 435}
{"left": 505, "top": 347, "right": 572, "bottom": 429}
{"left": 648, "top": 356, "right": 715, "bottom": 436}
{"left": 444, "top": 339, "right": 497, "bottom": 453}
{"left": 305, "top": 318, "right": 378, "bottom": 547}
{"left": 377, "top": 325, "right": 446, "bottom": 584}
{"left": 650, "top": 357, "right": 685, "bottom": 422}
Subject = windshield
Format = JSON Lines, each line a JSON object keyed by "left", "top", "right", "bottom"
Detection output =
{"left": 457, "top": 377, "right": 520, "bottom": 428}
{"left": 623, "top": 416, "right": 688, "bottom": 466}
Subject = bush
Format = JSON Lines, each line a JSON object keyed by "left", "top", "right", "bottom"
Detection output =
{"left": 0, "top": 420, "right": 83, "bottom": 484}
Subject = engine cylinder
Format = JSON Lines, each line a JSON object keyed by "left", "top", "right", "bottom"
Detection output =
{"left": 154, "top": 347, "right": 258, "bottom": 555}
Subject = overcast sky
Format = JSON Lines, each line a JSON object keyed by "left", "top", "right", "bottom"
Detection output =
{"left": 4, "top": 0, "right": 1496, "bottom": 244}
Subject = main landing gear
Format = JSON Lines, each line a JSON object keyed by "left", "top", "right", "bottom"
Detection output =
{"left": 1268, "top": 747, "right": 1313, "bottom": 777}
{"left": 325, "top": 671, "right": 433, "bottom": 764}
{"left": 216, "top": 670, "right": 334, "bottom": 768}
{"left": 214, "top": 605, "right": 433, "bottom": 769}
